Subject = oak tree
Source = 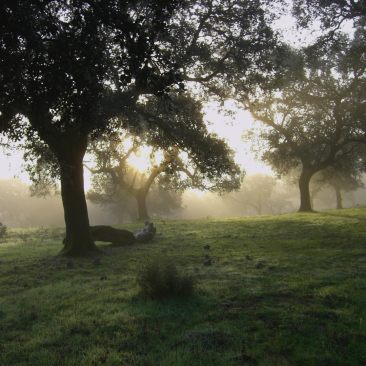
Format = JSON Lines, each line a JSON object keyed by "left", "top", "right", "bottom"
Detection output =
{"left": 242, "top": 30, "right": 366, "bottom": 211}
{"left": 227, "top": 173, "right": 277, "bottom": 215}
{"left": 85, "top": 95, "right": 242, "bottom": 220}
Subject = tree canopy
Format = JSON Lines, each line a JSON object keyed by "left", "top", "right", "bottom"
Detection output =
{"left": 292, "top": 0, "right": 366, "bottom": 55}
{"left": 293, "top": 0, "right": 366, "bottom": 30}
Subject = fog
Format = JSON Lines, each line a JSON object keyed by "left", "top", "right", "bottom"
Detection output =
{"left": 0, "top": 174, "right": 365, "bottom": 228}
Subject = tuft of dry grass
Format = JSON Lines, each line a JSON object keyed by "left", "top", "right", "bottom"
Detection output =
{"left": 136, "top": 256, "right": 196, "bottom": 299}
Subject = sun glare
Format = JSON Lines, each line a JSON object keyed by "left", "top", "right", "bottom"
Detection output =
{"left": 127, "top": 145, "right": 153, "bottom": 173}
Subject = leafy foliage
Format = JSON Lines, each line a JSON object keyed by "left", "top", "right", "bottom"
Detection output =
{"left": 0, "top": 0, "right": 280, "bottom": 255}
{"left": 293, "top": 0, "right": 366, "bottom": 34}
{"left": 0, "top": 0, "right": 191, "bottom": 254}
{"left": 292, "top": 0, "right": 366, "bottom": 57}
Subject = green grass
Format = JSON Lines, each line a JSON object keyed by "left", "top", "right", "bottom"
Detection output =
{"left": 0, "top": 209, "right": 366, "bottom": 365}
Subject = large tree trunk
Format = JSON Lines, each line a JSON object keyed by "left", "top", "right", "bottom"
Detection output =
{"left": 53, "top": 135, "right": 100, "bottom": 256}
{"left": 335, "top": 185, "right": 343, "bottom": 209}
{"left": 60, "top": 157, "right": 100, "bottom": 256}
{"left": 126, "top": 205, "right": 138, "bottom": 222}
{"left": 29, "top": 110, "right": 99, "bottom": 256}
{"left": 310, "top": 193, "right": 314, "bottom": 210}
{"left": 298, "top": 167, "right": 314, "bottom": 212}
{"left": 136, "top": 189, "right": 150, "bottom": 221}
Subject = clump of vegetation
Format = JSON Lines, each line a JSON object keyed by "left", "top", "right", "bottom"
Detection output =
{"left": 18, "top": 232, "right": 29, "bottom": 242}
{"left": 136, "top": 257, "right": 196, "bottom": 299}
{"left": 0, "top": 225, "right": 7, "bottom": 239}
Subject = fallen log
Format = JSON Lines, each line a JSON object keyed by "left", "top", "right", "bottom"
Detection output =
{"left": 62, "top": 222, "right": 157, "bottom": 246}
{"left": 90, "top": 225, "right": 136, "bottom": 246}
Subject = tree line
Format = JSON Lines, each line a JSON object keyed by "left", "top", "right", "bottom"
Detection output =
{"left": 1, "top": 171, "right": 362, "bottom": 227}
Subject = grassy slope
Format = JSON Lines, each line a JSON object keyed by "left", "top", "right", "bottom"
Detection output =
{"left": 0, "top": 209, "right": 366, "bottom": 365}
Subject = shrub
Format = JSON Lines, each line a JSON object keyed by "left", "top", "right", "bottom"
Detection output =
{"left": 0, "top": 225, "right": 7, "bottom": 239}
{"left": 136, "top": 257, "right": 196, "bottom": 299}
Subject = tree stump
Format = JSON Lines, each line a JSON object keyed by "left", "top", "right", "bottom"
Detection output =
{"left": 134, "top": 221, "right": 157, "bottom": 243}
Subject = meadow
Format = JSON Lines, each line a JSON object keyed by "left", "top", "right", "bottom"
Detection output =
{"left": 0, "top": 208, "right": 366, "bottom": 365}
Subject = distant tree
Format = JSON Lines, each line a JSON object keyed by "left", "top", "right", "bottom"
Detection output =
{"left": 241, "top": 30, "right": 366, "bottom": 212}
{"left": 87, "top": 174, "right": 183, "bottom": 222}
{"left": 0, "top": 178, "right": 29, "bottom": 224}
{"left": 227, "top": 173, "right": 295, "bottom": 216}
{"left": 228, "top": 173, "right": 277, "bottom": 215}
{"left": 267, "top": 179, "right": 297, "bottom": 214}
{"left": 313, "top": 153, "right": 366, "bottom": 209}
{"left": 85, "top": 96, "right": 242, "bottom": 220}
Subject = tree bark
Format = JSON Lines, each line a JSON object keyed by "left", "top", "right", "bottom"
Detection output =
{"left": 60, "top": 157, "right": 100, "bottom": 256}
{"left": 26, "top": 109, "right": 99, "bottom": 256}
{"left": 136, "top": 189, "right": 150, "bottom": 221}
{"left": 52, "top": 135, "right": 101, "bottom": 256}
{"left": 298, "top": 166, "right": 314, "bottom": 212}
{"left": 310, "top": 193, "right": 314, "bottom": 210}
{"left": 335, "top": 185, "right": 343, "bottom": 209}
{"left": 90, "top": 225, "right": 136, "bottom": 246}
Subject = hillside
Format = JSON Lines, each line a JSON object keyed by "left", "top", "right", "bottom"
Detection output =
{"left": 0, "top": 209, "right": 366, "bottom": 365}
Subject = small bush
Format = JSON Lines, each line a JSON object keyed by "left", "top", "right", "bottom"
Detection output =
{"left": 0, "top": 225, "right": 7, "bottom": 238}
{"left": 136, "top": 257, "right": 196, "bottom": 299}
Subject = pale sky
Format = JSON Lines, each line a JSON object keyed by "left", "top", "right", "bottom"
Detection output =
{"left": 203, "top": 102, "right": 273, "bottom": 176}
